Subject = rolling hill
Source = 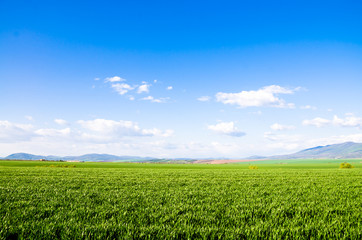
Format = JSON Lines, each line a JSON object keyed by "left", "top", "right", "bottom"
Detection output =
{"left": 268, "top": 142, "right": 362, "bottom": 159}
{"left": 3, "top": 153, "right": 155, "bottom": 162}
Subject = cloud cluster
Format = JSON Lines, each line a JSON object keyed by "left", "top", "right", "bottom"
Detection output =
{"left": 197, "top": 96, "right": 211, "bottom": 102}
{"left": 308, "top": 134, "right": 362, "bottom": 146}
{"left": 215, "top": 85, "right": 298, "bottom": 108}
{"left": 111, "top": 83, "right": 134, "bottom": 95}
{"left": 35, "top": 128, "right": 71, "bottom": 138}
{"left": 264, "top": 132, "right": 301, "bottom": 142}
{"left": 303, "top": 114, "right": 362, "bottom": 128}
{"left": 78, "top": 119, "right": 173, "bottom": 139}
{"left": 270, "top": 123, "right": 295, "bottom": 131}
{"left": 141, "top": 96, "right": 169, "bottom": 103}
{"left": 263, "top": 131, "right": 308, "bottom": 152}
{"left": 207, "top": 122, "right": 246, "bottom": 137}
{"left": 0, "top": 119, "right": 173, "bottom": 145}
{"left": 137, "top": 83, "right": 150, "bottom": 94}
{"left": 333, "top": 115, "right": 362, "bottom": 128}
{"left": 101, "top": 76, "right": 170, "bottom": 103}
{"left": 300, "top": 105, "right": 317, "bottom": 110}
{"left": 105, "top": 76, "right": 125, "bottom": 82}
{"left": 0, "top": 121, "right": 35, "bottom": 142}
{"left": 0, "top": 119, "right": 254, "bottom": 158}
{"left": 54, "top": 119, "right": 68, "bottom": 125}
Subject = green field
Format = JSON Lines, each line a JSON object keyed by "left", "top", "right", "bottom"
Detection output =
{"left": 0, "top": 161, "right": 361, "bottom": 239}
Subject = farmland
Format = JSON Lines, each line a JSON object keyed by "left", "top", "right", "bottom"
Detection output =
{"left": 0, "top": 161, "right": 361, "bottom": 239}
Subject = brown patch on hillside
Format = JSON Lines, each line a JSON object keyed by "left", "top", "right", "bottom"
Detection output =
{"left": 193, "top": 159, "right": 264, "bottom": 164}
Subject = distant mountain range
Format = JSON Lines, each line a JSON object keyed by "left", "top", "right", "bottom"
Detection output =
{"left": 2, "top": 153, "right": 156, "bottom": 162}
{"left": 2, "top": 142, "right": 362, "bottom": 161}
{"left": 262, "top": 142, "right": 362, "bottom": 159}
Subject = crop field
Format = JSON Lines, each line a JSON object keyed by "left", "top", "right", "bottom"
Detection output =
{"left": 0, "top": 161, "right": 361, "bottom": 239}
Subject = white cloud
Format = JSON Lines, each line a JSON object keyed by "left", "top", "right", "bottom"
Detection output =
{"left": 94, "top": 77, "right": 100, "bottom": 81}
{"left": 54, "top": 119, "right": 68, "bottom": 126}
{"left": 153, "top": 79, "right": 157, "bottom": 83}
{"left": 78, "top": 119, "right": 173, "bottom": 139}
{"left": 141, "top": 96, "right": 168, "bottom": 103}
{"left": 137, "top": 83, "right": 150, "bottom": 94}
{"left": 0, "top": 119, "right": 177, "bottom": 157}
{"left": 302, "top": 117, "right": 331, "bottom": 127}
{"left": 141, "top": 128, "right": 174, "bottom": 137}
{"left": 263, "top": 132, "right": 303, "bottom": 152}
{"left": 249, "top": 110, "right": 262, "bottom": 115}
{"left": 78, "top": 119, "right": 140, "bottom": 134}
{"left": 167, "top": 86, "right": 173, "bottom": 90}
{"left": 332, "top": 115, "right": 362, "bottom": 128}
{"left": 303, "top": 114, "right": 362, "bottom": 128}
{"left": 215, "top": 85, "right": 297, "bottom": 108}
{"left": 300, "top": 105, "right": 317, "bottom": 110}
{"left": 105, "top": 76, "right": 125, "bottom": 82}
{"left": 207, "top": 122, "right": 246, "bottom": 137}
{"left": 270, "top": 123, "right": 295, "bottom": 131}
{"left": 111, "top": 83, "right": 134, "bottom": 95}
{"left": 25, "top": 116, "right": 33, "bottom": 121}
{"left": 197, "top": 96, "right": 211, "bottom": 102}
{"left": 127, "top": 140, "right": 248, "bottom": 159}
{"left": 209, "top": 141, "right": 246, "bottom": 155}
{"left": 35, "top": 128, "right": 71, "bottom": 138}
{"left": 0, "top": 118, "right": 173, "bottom": 146}
{"left": 266, "top": 142, "right": 300, "bottom": 151}
{"left": 264, "top": 132, "right": 301, "bottom": 142}
{"left": 0, "top": 121, "right": 35, "bottom": 142}
{"left": 307, "top": 134, "right": 362, "bottom": 146}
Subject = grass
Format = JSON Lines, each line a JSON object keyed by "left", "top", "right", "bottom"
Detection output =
{"left": 0, "top": 160, "right": 361, "bottom": 239}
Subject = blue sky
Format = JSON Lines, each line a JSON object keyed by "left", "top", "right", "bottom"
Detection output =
{"left": 1, "top": 0, "right": 362, "bottom": 158}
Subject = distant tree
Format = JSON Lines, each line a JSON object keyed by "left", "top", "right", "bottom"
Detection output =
{"left": 249, "top": 165, "right": 258, "bottom": 170}
{"left": 339, "top": 162, "right": 354, "bottom": 168}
